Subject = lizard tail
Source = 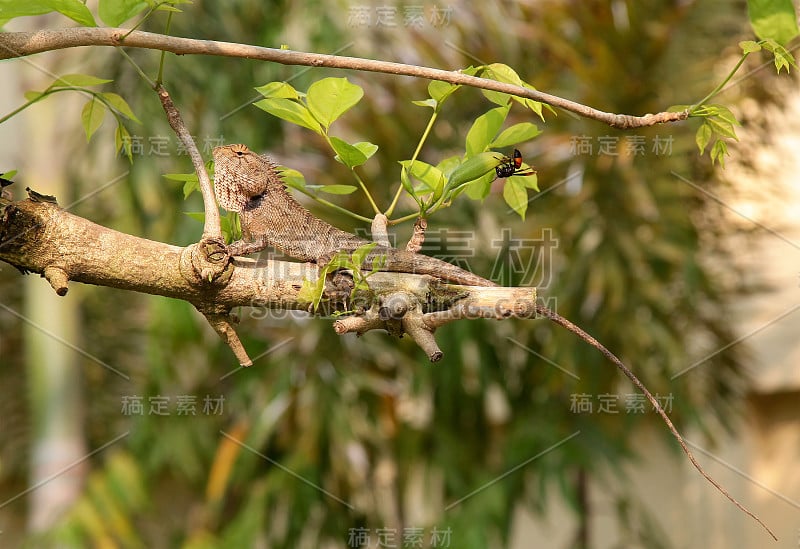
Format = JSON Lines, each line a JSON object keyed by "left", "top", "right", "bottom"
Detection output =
{"left": 379, "top": 249, "right": 496, "bottom": 287}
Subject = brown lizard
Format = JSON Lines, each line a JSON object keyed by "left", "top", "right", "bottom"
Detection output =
{"left": 212, "top": 143, "right": 494, "bottom": 286}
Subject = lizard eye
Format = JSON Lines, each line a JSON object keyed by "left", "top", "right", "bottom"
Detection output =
{"left": 231, "top": 144, "right": 248, "bottom": 157}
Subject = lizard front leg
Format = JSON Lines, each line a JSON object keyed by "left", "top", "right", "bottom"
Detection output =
{"left": 227, "top": 235, "right": 270, "bottom": 257}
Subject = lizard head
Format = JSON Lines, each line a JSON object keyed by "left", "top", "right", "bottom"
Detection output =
{"left": 212, "top": 144, "right": 271, "bottom": 212}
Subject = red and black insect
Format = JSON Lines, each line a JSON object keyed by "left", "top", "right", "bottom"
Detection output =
{"left": 495, "top": 149, "right": 536, "bottom": 179}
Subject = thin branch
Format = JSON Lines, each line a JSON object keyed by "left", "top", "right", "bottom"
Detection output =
{"left": 0, "top": 28, "right": 688, "bottom": 128}
{"left": 154, "top": 83, "right": 221, "bottom": 240}
{"left": 533, "top": 304, "right": 777, "bottom": 541}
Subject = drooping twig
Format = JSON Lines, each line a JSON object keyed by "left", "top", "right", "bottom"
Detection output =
{"left": 534, "top": 304, "right": 777, "bottom": 541}
{"left": 154, "top": 83, "right": 221, "bottom": 241}
{"left": 0, "top": 29, "right": 688, "bottom": 128}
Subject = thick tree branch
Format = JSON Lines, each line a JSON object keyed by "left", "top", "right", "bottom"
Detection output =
{"left": 0, "top": 196, "right": 537, "bottom": 361}
{"left": 0, "top": 28, "right": 688, "bottom": 128}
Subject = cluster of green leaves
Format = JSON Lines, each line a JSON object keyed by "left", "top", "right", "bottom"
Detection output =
{"left": 678, "top": 0, "right": 799, "bottom": 166}
{"left": 403, "top": 63, "right": 545, "bottom": 219}
{"left": 0, "top": 0, "right": 188, "bottom": 28}
{"left": 0, "top": 73, "right": 140, "bottom": 161}
{"left": 678, "top": 104, "right": 741, "bottom": 166}
{"left": 254, "top": 63, "right": 547, "bottom": 225}
{"left": 297, "top": 242, "right": 386, "bottom": 311}
{"left": 254, "top": 78, "right": 379, "bottom": 214}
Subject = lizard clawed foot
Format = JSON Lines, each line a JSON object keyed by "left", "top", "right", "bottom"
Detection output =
{"left": 227, "top": 239, "right": 265, "bottom": 257}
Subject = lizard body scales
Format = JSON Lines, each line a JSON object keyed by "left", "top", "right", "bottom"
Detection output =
{"left": 213, "top": 144, "right": 495, "bottom": 286}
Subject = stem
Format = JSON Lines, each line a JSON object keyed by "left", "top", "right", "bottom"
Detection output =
{"left": 0, "top": 86, "right": 96, "bottom": 125}
{"left": 156, "top": 11, "right": 174, "bottom": 85}
{"left": 385, "top": 108, "right": 439, "bottom": 217}
{"left": 323, "top": 135, "right": 381, "bottom": 215}
{"left": 296, "top": 191, "right": 374, "bottom": 224}
{"left": 117, "top": 48, "right": 155, "bottom": 87}
{"left": 0, "top": 95, "right": 48, "bottom": 125}
{"left": 123, "top": 1, "right": 171, "bottom": 39}
{"left": 350, "top": 169, "right": 380, "bottom": 215}
{"left": 690, "top": 53, "right": 750, "bottom": 111}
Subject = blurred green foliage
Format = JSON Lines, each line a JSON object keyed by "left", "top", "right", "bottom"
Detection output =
{"left": 1, "top": 0, "right": 794, "bottom": 547}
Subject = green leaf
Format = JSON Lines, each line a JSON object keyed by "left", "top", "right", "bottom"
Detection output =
{"left": 747, "top": 0, "right": 799, "bottom": 46}
{"left": 503, "top": 179, "right": 529, "bottom": 220}
{"left": 762, "top": 39, "right": 798, "bottom": 72}
{"left": 115, "top": 124, "right": 133, "bottom": 163}
{"left": 99, "top": 0, "right": 148, "bottom": 26}
{"left": 490, "top": 123, "right": 541, "bottom": 148}
{"left": 353, "top": 141, "right": 379, "bottom": 160}
{"left": 0, "top": 1, "right": 53, "bottom": 24}
{"left": 81, "top": 98, "right": 106, "bottom": 142}
{"left": 12, "top": 0, "right": 98, "bottom": 26}
{"left": 100, "top": 92, "right": 140, "bottom": 122}
{"left": 222, "top": 211, "right": 241, "bottom": 243}
{"left": 53, "top": 0, "right": 97, "bottom": 26}
{"left": 184, "top": 212, "right": 205, "bottom": 223}
{"left": 318, "top": 184, "right": 358, "bottom": 195}
{"left": 400, "top": 166, "right": 422, "bottom": 206}
{"left": 329, "top": 136, "right": 368, "bottom": 168}
{"left": 428, "top": 80, "right": 459, "bottom": 104}
{"left": 1, "top": 170, "right": 17, "bottom": 179}
{"left": 707, "top": 104, "right": 740, "bottom": 126}
{"left": 436, "top": 155, "right": 462, "bottom": 176}
{"left": 412, "top": 98, "right": 438, "bottom": 109}
{"left": 24, "top": 91, "right": 45, "bottom": 102}
{"left": 325, "top": 251, "right": 356, "bottom": 270}
{"left": 483, "top": 65, "right": 549, "bottom": 118}
{"left": 183, "top": 180, "right": 200, "bottom": 199}
{"left": 482, "top": 89, "right": 511, "bottom": 106}
{"left": 155, "top": 3, "right": 183, "bottom": 14}
{"left": 711, "top": 140, "right": 729, "bottom": 166}
{"left": 52, "top": 74, "right": 113, "bottom": 88}
{"left": 255, "top": 81, "right": 299, "bottom": 100}
{"left": 695, "top": 122, "right": 712, "bottom": 153}
{"left": 279, "top": 168, "right": 307, "bottom": 191}
{"left": 398, "top": 160, "right": 445, "bottom": 194}
{"left": 254, "top": 98, "right": 323, "bottom": 134}
{"left": 446, "top": 152, "right": 503, "bottom": 192}
{"left": 306, "top": 77, "right": 364, "bottom": 130}
{"left": 739, "top": 40, "right": 763, "bottom": 54}
{"left": 465, "top": 106, "right": 510, "bottom": 156}
{"left": 163, "top": 173, "right": 200, "bottom": 182}
{"left": 164, "top": 173, "right": 201, "bottom": 198}
{"left": 522, "top": 97, "right": 548, "bottom": 120}
{"left": 351, "top": 242, "right": 379, "bottom": 267}
{"left": 298, "top": 276, "right": 327, "bottom": 310}
{"left": 707, "top": 117, "right": 738, "bottom": 140}
{"left": 484, "top": 63, "right": 524, "bottom": 86}
{"left": 512, "top": 171, "right": 539, "bottom": 191}
{"left": 463, "top": 171, "right": 495, "bottom": 200}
